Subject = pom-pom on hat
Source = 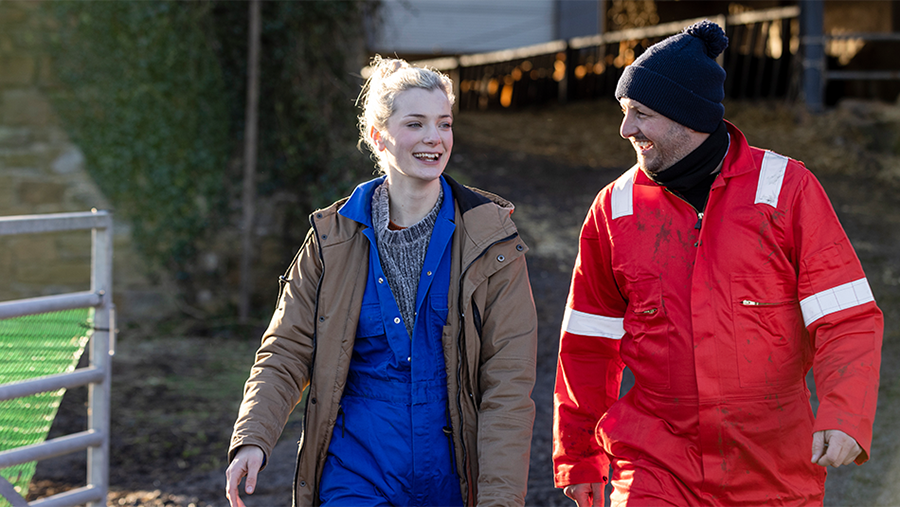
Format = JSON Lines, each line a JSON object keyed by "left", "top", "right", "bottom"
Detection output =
{"left": 615, "top": 20, "right": 729, "bottom": 133}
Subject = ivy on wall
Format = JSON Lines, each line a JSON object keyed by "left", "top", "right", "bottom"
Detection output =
{"left": 42, "top": 1, "right": 373, "bottom": 316}
{"left": 44, "top": 1, "right": 230, "bottom": 282}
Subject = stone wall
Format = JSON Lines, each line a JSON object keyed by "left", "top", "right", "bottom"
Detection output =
{"left": 0, "top": 1, "right": 175, "bottom": 326}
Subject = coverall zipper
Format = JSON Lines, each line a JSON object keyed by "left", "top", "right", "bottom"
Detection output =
{"left": 741, "top": 299, "right": 797, "bottom": 306}
{"left": 664, "top": 189, "right": 705, "bottom": 238}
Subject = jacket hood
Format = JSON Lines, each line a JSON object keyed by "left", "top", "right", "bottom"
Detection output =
{"left": 444, "top": 174, "right": 520, "bottom": 262}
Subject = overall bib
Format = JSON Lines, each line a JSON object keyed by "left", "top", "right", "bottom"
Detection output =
{"left": 320, "top": 178, "right": 463, "bottom": 507}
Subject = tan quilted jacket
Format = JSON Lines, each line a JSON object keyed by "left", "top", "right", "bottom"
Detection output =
{"left": 229, "top": 176, "right": 538, "bottom": 506}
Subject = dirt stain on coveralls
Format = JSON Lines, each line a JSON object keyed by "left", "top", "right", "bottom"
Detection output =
{"left": 654, "top": 219, "right": 672, "bottom": 256}
{"left": 755, "top": 212, "right": 781, "bottom": 265}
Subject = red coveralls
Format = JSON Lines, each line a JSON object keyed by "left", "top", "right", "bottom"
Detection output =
{"left": 553, "top": 122, "right": 883, "bottom": 506}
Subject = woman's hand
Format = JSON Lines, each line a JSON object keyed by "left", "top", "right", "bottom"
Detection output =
{"left": 225, "top": 445, "right": 265, "bottom": 507}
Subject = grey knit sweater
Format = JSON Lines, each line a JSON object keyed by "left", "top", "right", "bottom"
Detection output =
{"left": 371, "top": 181, "right": 443, "bottom": 337}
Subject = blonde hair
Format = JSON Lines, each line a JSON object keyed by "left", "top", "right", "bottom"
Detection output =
{"left": 357, "top": 56, "right": 455, "bottom": 165}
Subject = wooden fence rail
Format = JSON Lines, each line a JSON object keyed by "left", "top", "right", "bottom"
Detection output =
{"left": 403, "top": 7, "right": 801, "bottom": 111}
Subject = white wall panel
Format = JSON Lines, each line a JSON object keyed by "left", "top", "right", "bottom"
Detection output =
{"left": 368, "top": 0, "right": 557, "bottom": 55}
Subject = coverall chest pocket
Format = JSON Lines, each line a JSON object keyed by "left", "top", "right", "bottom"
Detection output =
{"left": 623, "top": 278, "right": 670, "bottom": 390}
{"left": 352, "top": 303, "right": 389, "bottom": 366}
{"left": 731, "top": 275, "right": 804, "bottom": 388}
{"left": 427, "top": 295, "right": 449, "bottom": 328}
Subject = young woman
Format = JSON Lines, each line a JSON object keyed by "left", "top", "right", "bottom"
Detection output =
{"left": 225, "top": 56, "right": 538, "bottom": 507}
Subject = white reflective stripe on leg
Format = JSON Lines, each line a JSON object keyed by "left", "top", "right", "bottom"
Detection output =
{"left": 562, "top": 307, "right": 626, "bottom": 339}
{"left": 755, "top": 151, "right": 789, "bottom": 207}
{"left": 611, "top": 167, "right": 637, "bottom": 220}
{"left": 800, "top": 278, "right": 875, "bottom": 327}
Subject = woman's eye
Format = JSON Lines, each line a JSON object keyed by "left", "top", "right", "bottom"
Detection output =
{"left": 407, "top": 122, "right": 422, "bottom": 128}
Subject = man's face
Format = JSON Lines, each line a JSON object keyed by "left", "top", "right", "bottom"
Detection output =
{"left": 619, "top": 98, "right": 708, "bottom": 175}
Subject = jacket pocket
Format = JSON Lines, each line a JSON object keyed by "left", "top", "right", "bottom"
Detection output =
{"left": 730, "top": 275, "right": 805, "bottom": 388}
{"left": 622, "top": 277, "right": 670, "bottom": 390}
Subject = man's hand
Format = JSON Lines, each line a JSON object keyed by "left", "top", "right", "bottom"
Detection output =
{"left": 563, "top": 482, "right": 605, "bottom": 507}
{"left": 225, "top": 445, "right": 265, "bottom": 507}
{"left": 811, "top": 429, "right": 862, "bottom": 467}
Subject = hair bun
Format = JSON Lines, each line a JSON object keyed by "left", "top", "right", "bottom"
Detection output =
{"left": 684, "top": 20, "right": 728, "bottom": 58}
{"left": 371, "top": 56, "right": 406, "bottom": 79}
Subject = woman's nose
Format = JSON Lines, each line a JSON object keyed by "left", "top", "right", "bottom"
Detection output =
{"left": 423, "top": 126, "right": 440, "bottom": 144}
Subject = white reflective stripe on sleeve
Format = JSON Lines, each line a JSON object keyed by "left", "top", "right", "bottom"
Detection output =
{"left": 754, "top": 151, "right": 788, "bottom": 207}
{"left": 611, "top": 167, "right": 637, "bottom": 220}
{"left": 562, "top": 307, "right": 626, "bottom": 339}
{"left": 800, "top": 278, "right": 875, "bottom": 327}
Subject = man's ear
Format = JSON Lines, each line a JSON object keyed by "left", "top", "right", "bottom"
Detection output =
{"left": 370, "top": 126, "right": 385, "bottom": 151}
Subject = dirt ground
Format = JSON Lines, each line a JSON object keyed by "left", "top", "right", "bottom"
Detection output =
{"left": 25, "top": 98, "right": 900, "bottom": 506}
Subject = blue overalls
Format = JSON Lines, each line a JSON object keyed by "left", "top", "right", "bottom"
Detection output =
{"left": 319, "top": 176, "right": 464, "bottom": 507}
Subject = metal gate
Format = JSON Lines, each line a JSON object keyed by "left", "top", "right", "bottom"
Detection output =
{"left": 0, "top": 211, "right": 114, "bottom": 507}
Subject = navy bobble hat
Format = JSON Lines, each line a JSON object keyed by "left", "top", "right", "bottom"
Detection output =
{"left": 615, "top": 20, "right": 729, "bottom": 133}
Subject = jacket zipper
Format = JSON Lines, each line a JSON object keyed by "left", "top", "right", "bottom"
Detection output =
{"left": 295, "top": 214, "right": 327, "bottom": 503}
{"left": 455, "top": 231, "right": 520, "bottom": 506}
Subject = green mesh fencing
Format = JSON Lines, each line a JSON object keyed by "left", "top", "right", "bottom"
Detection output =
{"left": 0, "top": 309, "right": 92, "bottom": 505}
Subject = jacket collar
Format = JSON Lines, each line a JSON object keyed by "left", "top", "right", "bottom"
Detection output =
{"left": 716, "top": 120, "right": 757, "bottom": 181}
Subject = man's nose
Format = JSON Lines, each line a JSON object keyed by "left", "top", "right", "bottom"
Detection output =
{"left": 620, "top": 114, "right": 638, "bottom": 139}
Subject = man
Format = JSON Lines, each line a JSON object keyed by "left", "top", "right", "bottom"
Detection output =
{"left": 553, "top": 20, "right": 883, "bottom": 507}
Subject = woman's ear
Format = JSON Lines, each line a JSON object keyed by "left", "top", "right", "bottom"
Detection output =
{"left": 370, "top": 126, "right": 386, "bottom": 152}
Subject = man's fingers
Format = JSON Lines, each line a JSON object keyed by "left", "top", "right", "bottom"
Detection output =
{"left": 810, "top": 430, "right": 826, "bottom": 464}
{"left": 564, "top": 483, "right": 605, "bottom": 507}
{"left": 563, "top": 485, "right": 586, "bottom": 506}
{"left": 844, "top": 450, "right": 860, "bottom": 466}
{"left": 813, "top": 430, "right": 863, "bottom": 468}
{"left": 825, "top": 436, "right": 861, "bottom": 467}
{"left": 590, "top": 482, "right": 605, "bottom": 507}
{"left": 819, "top": 439, "right": 842, "bottom": 467}
{"left": 564, "top": 484, "right": 592, "bottom": 507}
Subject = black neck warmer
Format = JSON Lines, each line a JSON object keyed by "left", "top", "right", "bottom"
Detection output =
{"left": 647, "top": 120, "right": 729, "bottom": 212}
